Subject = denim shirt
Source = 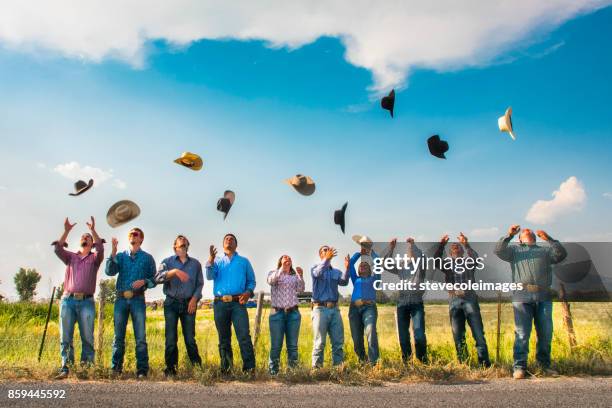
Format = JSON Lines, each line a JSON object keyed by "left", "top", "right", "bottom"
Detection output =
{"left": 311, "top": 259, "right": 349, "bottom": 302}
{"left": 155, "top": 255, "right": 204, "bottom": 300}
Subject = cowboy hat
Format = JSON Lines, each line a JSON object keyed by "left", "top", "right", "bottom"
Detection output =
{"left": 427, "top": 135, "right": 449, "bottom": 159}
{"left": 173, "top": 152, "right": 203, "bottom": 171}
{"left": 106, "top": 200, "right": 141, "bottom": 228}
{"left": 352, "top": 234, "right": 373, "bottom": 248}
{"left": 334, "top": 202, "right": 348, "bottom": 234}
{"left": 285, "top": 174, "right": 316, "bottom": 196}
{"left": 381, "top": 89, "right": 395, "bottom": 118}
{"left": 68, "top": 179, "right": 94, "bottom": 196}
{"left": 217, "top": 190, "right": 235, "bottom": 220}
{"left": 497, "top": 107, "right": 516, "bottom": 140}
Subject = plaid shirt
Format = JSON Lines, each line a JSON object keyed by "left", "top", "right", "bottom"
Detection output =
{"left": 105, "top": 248, "right": 156, "bottom": 292}
{"left": 267, "top": 269, "right": 305, "bottom": 308}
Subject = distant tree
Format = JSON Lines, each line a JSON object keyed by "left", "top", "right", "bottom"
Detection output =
{"left": 14, "top": 267, "right": 42, "bottom": 302}
{"left": 98, "top": 278, "right": 117, "bottom": 304}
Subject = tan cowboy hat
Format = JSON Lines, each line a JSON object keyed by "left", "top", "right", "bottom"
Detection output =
{"left": 284, "top": 174, "right": 315, "bottom": 196}
{"left": 106, "top": 200, "right": 141, "bottom": 228}
{"left": 173, "top": 152, "right": 203, "bottom": 171}
{"left": 497, "top": 107, "right": 516, "bottom": 140}
{"left": 352, "top": 234, "right": 373, "bottom": 247}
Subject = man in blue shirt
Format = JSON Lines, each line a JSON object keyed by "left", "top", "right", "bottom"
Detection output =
{"left": 347, "top": 238, "right": 396, "bottom": 365}
{"left": 105, "top": 227, "right": 156, "bottom": 378}
{"left": 311, "top": 245, "right": 349, "bottom": 368}
{"left": 206, "top": 233, "right": 256, "bottom": 372}
{"left": 155, "top": 235, "right": 204, "bottom": 377}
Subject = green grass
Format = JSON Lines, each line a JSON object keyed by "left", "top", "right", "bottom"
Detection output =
{"left": 0, "top": 301, "right": 610, "bottom": 384}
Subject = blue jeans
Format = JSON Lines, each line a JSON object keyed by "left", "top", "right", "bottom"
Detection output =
{"left": 348, "top": 304, "right": 379, "bottom": 364}
{"left": 213, "top": 301, "right": 256, "bottom": 372}
{"left": 449, "top": 297, "right": 490, "bottom": 365}
{"left": 513, "top": 300, "right": 553, "bottom": 370}
{"left": 112, "top": 296, "right": 149, "bottom": 375}
{"left": 311, "top": 306, "right": 344, "bottom": 367}
{"left": 396, "top": 303, "right": 427, "bottom": 362}
{"left": 268, "top": 308, "right": 301, "bottom": 374}
{"left": 59, "top": 297, "right": 95, "bottom": 370}
{"left": 164, "top": 297, "right": 201, "bottom": 372}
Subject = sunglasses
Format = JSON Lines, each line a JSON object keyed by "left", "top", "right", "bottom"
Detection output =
{"left": 129, "top": 232, "right": 140, "bottom": 237}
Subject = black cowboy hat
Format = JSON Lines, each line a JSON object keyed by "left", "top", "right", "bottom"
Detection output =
{"left": 427, "top": 134, "right": 449, "bottom": 159}
{"left": 217, "top": 190, "right": 235, "bottom": 220}
{"left": 334, "top": 202, "right": 348, "bottom": 233}
{"left": 380, "top": 89, "right": 395, "bottom": 118}
{"left": 68, "top": 179, "right": 94, "bottom": 196}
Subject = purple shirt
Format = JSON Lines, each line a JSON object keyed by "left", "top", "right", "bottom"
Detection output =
{"left": 54, "top": 240, "right": 104, "bottom": 295}
{"left": 267, "top": 269, "right": 305, "bottom": 308}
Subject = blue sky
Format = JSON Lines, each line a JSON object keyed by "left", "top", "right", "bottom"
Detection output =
{"left": 0, "top": 3, "right": 611, "bottom": 299}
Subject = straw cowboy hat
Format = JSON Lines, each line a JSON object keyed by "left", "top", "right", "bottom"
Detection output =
{"left": 352, "top": 234, "right": 373, "bottom": 248}
{"left": 427, "top": 135, "right": 449, "bottom": 159}
{"left": 217, "top": 190, "right": 235, "bottom": 220}
{"left": 381, "top": 89, "right": 395, "bottom": 118}
{"left": 334, "top": 202, "right": 348, "bottom": 233}
{"left": 497, "top": 107, "right": 516, "bottom": 140}
{"left": 173, "top": 152, "right": 203, "bottom": 171}
{"left": 106, "top": 200, "right": 141, "bottom": 228}
{"left": 285, "top": 174, "right": 316, "bottom": 196}
{"left": 68, "top": 179, "right": 94, "bottom": 196}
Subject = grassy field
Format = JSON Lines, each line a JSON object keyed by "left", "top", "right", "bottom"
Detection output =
{"left": 0, "top": 301, "right": 610, "bottom": 384}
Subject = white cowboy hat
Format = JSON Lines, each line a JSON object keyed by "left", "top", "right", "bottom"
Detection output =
{"left": 352, "top": 234, "right": 373, "bottom": 247}
{"left": 497, "top": 107, "right": 516, "bottom": 140}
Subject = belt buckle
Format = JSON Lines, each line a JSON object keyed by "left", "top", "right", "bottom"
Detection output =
{"left": 455, "top": 290, "right": 465, "bottom": 297}
{"left": 526, "top": 284, "right": 539, "bottom": 293}
{"left": 326, "top": 302, "right": 335, "bottom": 308}
{"left": 222, "top": 295, "right": 233, "bottom": 303}
{"left": 354, "top": 299, "right": 363, "bottom": 307}
{"left": 123, "top": 290, "right": 134, "bottom": 299}
{"left": 73, "top": 293, "right": 85, "bottom": 300}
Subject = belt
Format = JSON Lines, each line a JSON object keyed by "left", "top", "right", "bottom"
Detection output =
{"left": 312, "top": 301, "right": 337, "bottom": 308}
{"left": 166, "top": 295, "right": 191, "bottom": 302}
{"left": 65, "top": 292, "right": 93, "bottom": 300}
{"left": 116, "top": 290, "right": 144, "bottom": 299}
{"left": 351, "top": 299, "right": 374, "bottom": 307}
{"left": 273, "top": 306, "right": 298, "bottom": 313}
{"left": 524, "top": 284, "right": 551, "bottom": 293}
{"left": 448, "top": 290, "right": 466, "bottom": 298}
{"left": 214, "top": 295, "right": 241, "bottom": 303}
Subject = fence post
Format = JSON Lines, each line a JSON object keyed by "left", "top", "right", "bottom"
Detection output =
{"left": 38, "top": 286, "right": 56, "bottom": 362}
{"left": 96, "top": 290, "right": 106, "bottom": 366}
{"left": 496, "top": 291, "right": 502, "bottom": 363}
{"left": 253, "top": 291, "right": 265, "bottom": 347}
{"left": 559, "top": 284, "right": 577, "bottom": 350}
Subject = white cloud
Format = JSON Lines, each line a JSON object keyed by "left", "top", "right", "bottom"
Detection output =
{"left": 112, "top": 179, "right": 127, "bottom": 190}
{"left": 469, "top": 227, "right": 500, "bottom": 240}
{"left": 525, "top": 176, "right": 586, "bottom": 224}
{"left": 53, "top": 161, "right": 127, "bottom": 189}
{"left": 603, "top": 192, "right": 612, "bottom": 200}
{"left": 0, "top": 1, "right": 608, "bottom": 92}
